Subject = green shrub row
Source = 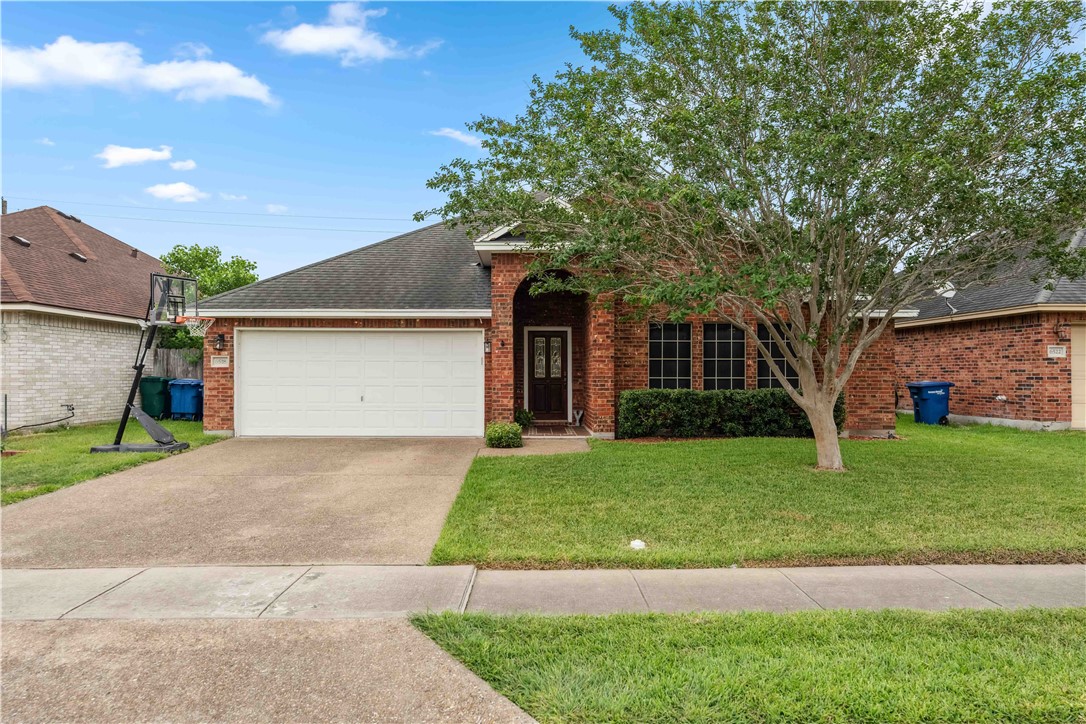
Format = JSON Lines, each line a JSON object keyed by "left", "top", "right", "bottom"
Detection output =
{"left": 617, "top": 388, "right": 846, "bottom": 439}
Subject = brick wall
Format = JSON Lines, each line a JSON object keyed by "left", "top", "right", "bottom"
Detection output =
{"left": 200, "top": 316, "right": 489, "bottom": 432}
{"left": 1, "top": 309, "right": 143, "bottom": 430}
{"left": 895, "top": 311, "right": 1085, "bottom": 424}
{"left": 513, "top": 284, "right": 588, "bottom": 418}
{"left": 613, "top": 303, "right": 897, "bottom": 434}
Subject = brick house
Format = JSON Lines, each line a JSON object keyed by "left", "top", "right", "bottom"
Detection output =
{"left": 895, "top": 230, "right": 1086, "bottom": 430}
{"left": 1, "top": 206, "right": 166, "bottom": 431}
{"left": 200, "top": 221, "right": 900, "bottom": 438}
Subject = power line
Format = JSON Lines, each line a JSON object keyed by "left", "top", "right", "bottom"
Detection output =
{"left": 5, "top": 195, "right": 418, "bottom": 221}
{"left": 72, "top": 212, "right": 411, "bottom": 233}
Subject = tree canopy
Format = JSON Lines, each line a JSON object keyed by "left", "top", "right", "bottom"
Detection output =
{"left": 420, "top": 0, "right": 1086, "bottom": 469}
{"left": 158, "top": 244, "right": 258, "bottom": 349}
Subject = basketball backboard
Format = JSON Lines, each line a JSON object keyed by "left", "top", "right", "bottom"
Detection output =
{"left": 149, "top": 273, "right": 198, "bottom": 325}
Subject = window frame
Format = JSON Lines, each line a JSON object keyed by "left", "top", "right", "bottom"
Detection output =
{"left": 648, "top": 322, "right": 692, "bottom": 389}
{"left": 756, "top": 323, "right": 800, "bottom": 389}
{"left": 703, "top": 322, "right": 746, "bottom": 391}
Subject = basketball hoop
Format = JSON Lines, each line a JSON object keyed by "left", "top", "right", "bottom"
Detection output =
{"left": 177, "top": 316, "right": 216, "bottom": 337}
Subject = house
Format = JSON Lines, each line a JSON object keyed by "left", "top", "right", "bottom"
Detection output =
{"left": 895, "top": 230, "right": 1086, "bottom": 430}
{"left": 199, "top": 221, "right": 899, "bottom": 438}
{"left": 1, "top": 206, "right": 167, "bottom": 431}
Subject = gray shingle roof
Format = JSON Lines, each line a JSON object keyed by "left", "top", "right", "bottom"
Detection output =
{"left": 201, "top": 222, "right": 491, "bottom": 312}
{"left": 911, "top": 230, "right": 1086, "bottom": 321}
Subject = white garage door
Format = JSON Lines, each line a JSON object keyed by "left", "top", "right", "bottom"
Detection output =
{"left": 1072, "top": 325, "right": 1085, "bottom": 430}
{"left": 236, "top": 330, "right": 484, "bottom": 437}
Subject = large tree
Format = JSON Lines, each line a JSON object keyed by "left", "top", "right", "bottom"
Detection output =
{"left": 420, "top": 0, "right": 1086, "bottom": 470}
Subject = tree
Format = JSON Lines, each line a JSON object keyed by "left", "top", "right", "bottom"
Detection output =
{"left": 419, "top": 0, "right": 1086, "bottom": 470}
{"left": 159, "top": 244, "right": 258, "bottom": 349}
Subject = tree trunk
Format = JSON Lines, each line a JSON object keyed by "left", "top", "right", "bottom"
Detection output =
{"left": 807, "top": 399, "right": 845, "bottom": 471}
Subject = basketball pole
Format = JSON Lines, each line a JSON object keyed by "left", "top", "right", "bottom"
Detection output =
{"left": 112, "top": 322, "right": 159, "bottom": 446}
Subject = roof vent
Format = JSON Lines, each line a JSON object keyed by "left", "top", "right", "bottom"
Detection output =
{"left": 130, "top": 248, "right": 139, "bottom": 258}
{"left": 69, "top": 251, "right": 88, "bottom": 262}
{"left": 58, "top": 211, "right": 83, "bottom": 223}
{"left": 10, "top": 235, "right": 31, "bottom": 247}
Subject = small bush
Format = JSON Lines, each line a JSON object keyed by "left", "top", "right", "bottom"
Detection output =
{"left": 485, "top": 421, "right": 524, "bottom": 448}
{"left": 617, "top": 388, "right": 846, "bottom": 439}
{"left": 514, "top": 408, "right": 535, "bottom": 428}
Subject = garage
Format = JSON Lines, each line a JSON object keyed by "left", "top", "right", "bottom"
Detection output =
{"left": 235, "top": 329, "right": 485, "bottom": 437}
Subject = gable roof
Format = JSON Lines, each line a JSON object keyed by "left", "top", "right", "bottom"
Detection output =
{"left": 1, "top": 206, "right": 165, "bottom": 320}
{"left": 201, "top": 221, "right": 491, "bottom": 315}
{"left": 906, "top": 229, "right": 1086, "bottom": 324}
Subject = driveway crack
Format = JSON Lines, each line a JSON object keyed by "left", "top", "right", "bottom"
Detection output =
{"left": 257, "top": 566, "right": 312, "bottom": 618}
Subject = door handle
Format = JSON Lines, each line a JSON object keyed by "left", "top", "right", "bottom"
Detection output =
{"left": 360, "top": 395, "right": 364, "bottom": 402}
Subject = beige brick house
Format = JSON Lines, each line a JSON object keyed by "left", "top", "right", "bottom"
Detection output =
{"left": 1, "top": 206, "right": 166, "bottom": 431}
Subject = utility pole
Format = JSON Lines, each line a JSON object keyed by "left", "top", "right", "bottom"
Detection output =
{"left": 2, "top": 197, "right": 7, "bottom": 215}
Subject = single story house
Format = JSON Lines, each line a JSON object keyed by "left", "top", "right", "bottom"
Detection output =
{"left": 1, "top": 206, "right": 166, "bottom": 431}
{"left": 199, "top": 221, "right": 900, "bottom": 438}
{"left": 896, "top": 230, "right": 1086, "bottom": 430}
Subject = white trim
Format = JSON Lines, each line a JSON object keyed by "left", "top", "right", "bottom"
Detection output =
{"left": 0, "top": 302, "right": 143, "bottom": 326}
{"left": 233, "top": 327, "right": 486, "bottom": 437}
{"left": 202, "top": 308, "right": 492, "bottom": 319}
{"left": 475, "top": 224, "right": 520, "bottom": 243}
{"left": 522, "top": 326, "right": 574, "bottom": 423}
{"left": 864, "top": 308, "right": 920, "bottom": 319}
{"left": 895, "top": 303, "right": 1086, "bottom": 328}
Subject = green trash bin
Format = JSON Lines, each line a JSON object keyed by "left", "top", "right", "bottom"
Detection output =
{"left": 139, "top": 376, "right": 173, "bottom": 419}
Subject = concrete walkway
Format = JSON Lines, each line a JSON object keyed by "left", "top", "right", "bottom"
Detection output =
{"left": 4, "top": 564, "right": 1082, "bottom": 620}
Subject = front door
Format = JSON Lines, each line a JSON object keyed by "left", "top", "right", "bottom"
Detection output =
{"left": 528, "top": 330, "right": 568, "bottom": 421}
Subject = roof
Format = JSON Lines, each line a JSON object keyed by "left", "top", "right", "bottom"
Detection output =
{"left": 201, "top": 221, "right": 491, "bottom": 314}
{"left": 908, "top": 230, "right": 1086, "bottom": 323}
{"left": 1, "top": 206, "right": 166, "bottom": 320}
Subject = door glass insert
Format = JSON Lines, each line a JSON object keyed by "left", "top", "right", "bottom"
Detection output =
{"left": 534, "top": 337, "right": 546, "bottom": 378}
{"left": 550, "top": 337, "right": 562, "bottom": 377}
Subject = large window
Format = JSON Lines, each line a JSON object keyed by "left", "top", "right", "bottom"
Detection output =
{"left": 757, "top": 324, "right": 800, "bottom": 389}
{"left": 649, "top": 322, "right": 691, "bottom": 389}
{"left": 703, "top": 323, "right": 746, "bottom": 390}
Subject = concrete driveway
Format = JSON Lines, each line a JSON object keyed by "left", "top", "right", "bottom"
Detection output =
{"left": 1, "top": 437, "right": 481, "bottom": 568}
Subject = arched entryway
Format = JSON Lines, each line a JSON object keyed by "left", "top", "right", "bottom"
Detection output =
{"left": 513, "top": 273, "right": 588, "bottom": 423}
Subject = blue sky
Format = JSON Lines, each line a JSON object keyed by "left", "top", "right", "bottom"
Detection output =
{"left": 2, "top": 2, "right": 617, "bottom": 278}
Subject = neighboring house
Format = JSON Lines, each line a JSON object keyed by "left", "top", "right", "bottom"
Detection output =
{"left": 895, "top": 230, "right": 1086, "bottom": 431}
{"left": 200, "top": 221, "right": 900, "bottom": 438}
{"left": 1, "top": 206, "right": 166, "bottom": 431}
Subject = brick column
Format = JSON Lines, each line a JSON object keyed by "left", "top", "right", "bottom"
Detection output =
{"left": 486, "top": 254, "right": 527, "bottom": 423}
{"left": 843, "top": 321, "right": 897, "bottom": 435}
{"left": 585, "top": 294, "right": 616, "bottom": 436}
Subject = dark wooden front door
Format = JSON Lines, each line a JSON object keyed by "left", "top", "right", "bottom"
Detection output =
{"left": 528, "top": 330, "right": 568, "bottom": 420}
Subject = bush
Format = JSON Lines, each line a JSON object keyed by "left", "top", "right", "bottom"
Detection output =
{"left": 514, "top": 408, "right": 535, "bottom": 428}
{"left": 617, "top": 388, "right": 846, "bottom": 439}
{"left": 485, "top": 421, "right": 524, "bottom": 448}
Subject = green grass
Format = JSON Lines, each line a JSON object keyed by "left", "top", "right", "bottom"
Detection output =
{"left": 1, "top": 420, "right": 225, "bottom": 505}
{"left": 414, "top": 608, "right": 1086, "bottom": 723}
{"left": 432, "top": 416, "right": 1086, "bottom": 568}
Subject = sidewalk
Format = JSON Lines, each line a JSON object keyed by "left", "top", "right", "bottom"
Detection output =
{"left": 4, "top": 564, "right": 1083, "bottom": 620}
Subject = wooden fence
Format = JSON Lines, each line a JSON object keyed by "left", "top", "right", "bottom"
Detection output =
{"left": 151, "top": 347, "right": 203, "bottom": 380}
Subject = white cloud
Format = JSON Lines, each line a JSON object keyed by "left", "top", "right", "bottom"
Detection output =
{"left": 36, "top": 137, "right": 56, "bottom": 146}
{"left": 173, "top": 41, "right": 212, "bottom": 60}
{"left": 219, "top": 192, "right": 248, "bottom": 201}
{"left": 266, "top": 204, "right": 288, "bottom": 214}
{"left": 261, "top": 2, "right": 441, "bottom": 66}
{"left": 2, "top": 35, "right": 275, "bottom": 105}
{"left": 429, "top": 127, "right": 482, "bottom": 148}
{"left": 145, "top": 182, "right": 209, "bottom": 203}
{"left": 96, "top": 144, "right": 173, "bottom": 168}
{"left": 170, "top": 159, "right": 197, "bottom": 171}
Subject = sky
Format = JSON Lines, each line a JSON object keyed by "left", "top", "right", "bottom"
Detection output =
{"left": 1, "top": 1, "right": 618, "bottom": 279}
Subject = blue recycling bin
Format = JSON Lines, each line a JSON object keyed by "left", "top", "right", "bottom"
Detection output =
{"left": 905, "top": 381, "right": 955, "bottom": 425}
{"left": 168, "top": 379, "right": 204, "bottom": 421}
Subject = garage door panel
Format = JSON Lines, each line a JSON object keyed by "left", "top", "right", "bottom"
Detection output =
{"left": 237, "top": 330, "right": 483, "bottom": 437}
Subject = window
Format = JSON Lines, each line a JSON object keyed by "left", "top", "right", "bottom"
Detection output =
{"left": 703, "top": 323, "right": 746, "bottom": 390}
{"left": 649, "top": 322, "right": 691, "bottom": 389}
{"left": 757, "top": 324, "right": 799, "bottom": 389}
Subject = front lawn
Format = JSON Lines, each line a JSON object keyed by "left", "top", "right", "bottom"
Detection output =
{"left": 432, "top": 416, "right": 1086, "bottom": 568}
{"left": 414, "top": 609, "right": 1086, "bottom": 723}
{"left": 1, "top": 420, "right": 224, "bottom": 505}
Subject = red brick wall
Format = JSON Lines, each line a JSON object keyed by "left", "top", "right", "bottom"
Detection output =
{"left": 895, "top": 311, "right": 1085, "bottom": 423}
{"left": 201, "top": 316, "right": 489, "bottom": 432}
{"left": 487, "top": 254, "right": 529, "bottom": 424}
{"left": 584, "top": 296, "right": 616, "bottom": 432}
{"left": 843, "top": 322, "right": 897, "bottom": 432}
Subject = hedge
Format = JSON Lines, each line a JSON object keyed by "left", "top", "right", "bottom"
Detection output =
{"left": 616, "top": 388, "right": 846, "bottom": 439}
{"left": 485, "top": 421, "right": 524, "bottom": 448}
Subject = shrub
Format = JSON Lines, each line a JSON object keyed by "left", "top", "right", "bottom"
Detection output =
{"left": 513, "top": 408, "right": 535, "bottom": 428}
{"left": 485, "top": 421, "right": 524, "bottom": 448}
{"left": 617, "top": 388, "right": 846, "bottom": 439}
